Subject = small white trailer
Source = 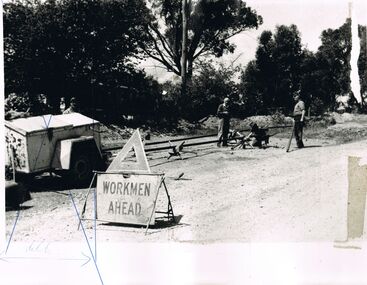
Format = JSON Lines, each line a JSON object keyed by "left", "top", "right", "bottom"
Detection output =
{"left": 5, "top": 113, "right": 104, "bottom": 185}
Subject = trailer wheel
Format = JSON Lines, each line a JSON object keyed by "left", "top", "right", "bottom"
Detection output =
{"left": 69, "top": 152, "right": 94, "bottom": 187}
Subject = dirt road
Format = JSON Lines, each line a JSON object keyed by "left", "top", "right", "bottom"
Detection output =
{"left": 6, "top": 117, "right": 367, "bottom": 243}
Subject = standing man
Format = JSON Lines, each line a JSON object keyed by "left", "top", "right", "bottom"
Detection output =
{"left": 293, "top": 91, "right": 306, "bottom": 148}
{"left": 60, "top": 97, "right": 66, "bottom": 114}
{"left": 63, "top": 97, "right": 78, "bottom": 114}
{"left": 217, "top": 97, "right": 231, "bottom": 147}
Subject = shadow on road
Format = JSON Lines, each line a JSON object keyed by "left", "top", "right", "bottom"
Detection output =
{"left": 6, "top": 205, "right": 34, "bottom": 212}
{"left": 303, "top": 145, "right": 323, "bottom": 148}
{"left": 97, "top": 215, "right": 186, "bottom": 233}
{"left": 287, "top": 145, "right": 323, "bottom": 152}
{"left": 26, "top": 174, "right": 92, "bottom": 192}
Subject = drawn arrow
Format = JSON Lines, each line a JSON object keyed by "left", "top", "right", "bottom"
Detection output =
{"left": 0, "top": 251, "right": 91, "bottom": 267}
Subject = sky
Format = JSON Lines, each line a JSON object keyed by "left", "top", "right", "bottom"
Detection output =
{"left": 141, "top": 0, "right": 367, "bottom": 82}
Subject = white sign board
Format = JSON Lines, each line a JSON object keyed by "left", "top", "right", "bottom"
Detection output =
{"left": 96, "top": 173, "right": 161, "bottom": 225}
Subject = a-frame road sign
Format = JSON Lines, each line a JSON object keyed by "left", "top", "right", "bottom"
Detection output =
{"left": 107, "top": 129, "right": 150, "bottom": 172}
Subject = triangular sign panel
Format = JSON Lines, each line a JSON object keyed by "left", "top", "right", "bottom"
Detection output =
{"left": 107, "top": 129, "right": 150, "bottom": 172}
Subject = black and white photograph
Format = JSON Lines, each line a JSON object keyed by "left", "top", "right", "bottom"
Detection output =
{"left": 1, "top": 0, "right": 367, "bottom": 284}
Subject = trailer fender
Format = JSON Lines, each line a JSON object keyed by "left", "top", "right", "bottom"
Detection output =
{"left": 52, "top": 136, "right": 102, "bottom": 170}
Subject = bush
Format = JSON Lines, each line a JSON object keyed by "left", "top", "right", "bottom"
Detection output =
{"left": 5, "top": 93, "right": 30, "bottom": 113}
{"left": 5, "top": 92, "right": 53, "bottom": 116}
{"left": 183, "top": 61, "right": 240, "bottom": 121}
{"left": 309, "top": 97, "right": 328, "bottom": 115}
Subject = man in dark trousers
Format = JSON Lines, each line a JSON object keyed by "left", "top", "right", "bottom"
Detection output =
{"left": 293, "top": 91, "right": 306, "bottom": 148}
{"left": 217, "top": 97, "right": 231, "bottom": 147}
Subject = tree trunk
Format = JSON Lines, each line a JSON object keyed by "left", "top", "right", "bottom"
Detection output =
{"left": 187, "top": 59, "right": 193, "bottom": 83}
{"left": 181, "top": 0, "right": 188, "bottom": 98}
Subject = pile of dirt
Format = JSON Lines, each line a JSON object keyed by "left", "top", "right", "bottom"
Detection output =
{"left": 199, "top": 115, "right": 219, "bottom": 131}
{"left": 99, "top": 124, "right": 135, "bottom": 143}
{"left": 176, "top": 119, "right": 199, "bottom": 134}
{"left": 305, "top": 113, "right": 367, "bottom": 143}
{"left": 306, "top": 114, "right": 336, "bottom": 129}
{"left": 201, "top": 114, "right": 293, "bottom": 132}
{"left": 331, "top": 112, "right": 354, "bottom": 123}
{"left": 99, "top": 113, "right": 367, "bottom": 147}
{"left": 330, "top": 112, "right": 367, "bottom": 124}
{"left": 238, "top": 114, "right": 293, "bottom": 130}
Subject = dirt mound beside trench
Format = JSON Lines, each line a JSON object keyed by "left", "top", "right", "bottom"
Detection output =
{"left": 202, "top": 114, "right": 293, "bottom": 131}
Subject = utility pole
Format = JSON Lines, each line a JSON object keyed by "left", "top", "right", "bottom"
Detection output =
{"left": 181, "top": 0, "right": 188, "bottom": 99}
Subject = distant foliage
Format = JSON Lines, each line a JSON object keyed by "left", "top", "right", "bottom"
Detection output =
{"left": 157, "top": 61, "right": 240, "bottom": 121}
{"left": 239, "top": 20, "right": 365, "bottom": 115}
{"left": 4, "top": 0, "right": 366, "bottom": 124}
{"left": 3, "top": 0, "right": 155, "bottom": 121}
{"left": 5, "top": 92, "right": 52, "bottom": 117}
{"left": 5, "top": 93, "right": 30, "bottom": 113}
{"left": 157, "top": 81, "right": 181, "bottom": 125}
{"left": 238, "top": 60, "right": 263, "bottom": 116}
{"left": 239, "top": 25, "right": 304, "bottom": 115}
{"left": 187, "top": 61, "right": 240, "bottom": 120}
{"left": 314, "top": 19, "right": 352, "bottom": 110}
{"left": 358, "top": 25, "right": 367, "bottom": 101}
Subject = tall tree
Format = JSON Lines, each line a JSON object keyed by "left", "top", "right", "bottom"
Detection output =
{"left": 180, "top": 0, "right": 188, "bottom": 98}
{"left": 315, "top": 19, "right": 352, "bottom": 109}
{"left": 239, "top": 25, "right": 304, "bottom": 114}
{"left": 253, "top": 30, "right": 276, "bottom": 109}
{"left": 143, "top": 0, "right": 262, "bottom": 80}
{"left": 238, "top": 60, "right": 263, "bottom": 116}
{"left": 272, "top": 24, "right": 303, "bottom": 111}
{"left": 358, "top": 25, "right": 367, "bottom": 102}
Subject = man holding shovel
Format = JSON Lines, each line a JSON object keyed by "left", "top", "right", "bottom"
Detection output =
{"left": 293, "top": 91, "right": 306, "bottom": 148}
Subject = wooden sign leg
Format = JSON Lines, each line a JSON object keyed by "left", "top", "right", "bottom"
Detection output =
{"left": 145, "top": 177, "right": 164, "bottom": 235}
{"left": 162, "top": 180, "right": 175, "bottom": 223}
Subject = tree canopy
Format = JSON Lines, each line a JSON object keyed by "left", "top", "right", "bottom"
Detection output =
{"left": 4, "top": 0, "right": 366, "bottom": 122}
{"left": 358, "top": 25, "right": 367, "bottom": 100}
{"left": 315, "top": 19, "right": 352, "bottom": 108}
{"left": 239, "top": 20, "right": 367, "bottom": 115}
{"left": 143, "top": 0, "right": 262, "bottom": 78}
{"left": 160, "top": 59, "right": 240, "bottom": 121}
{"left": 4, "top": 0, "right": 154, "bottom": 117}
{"left": 239, "top": 24, "right": 304, "bottom": 115}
